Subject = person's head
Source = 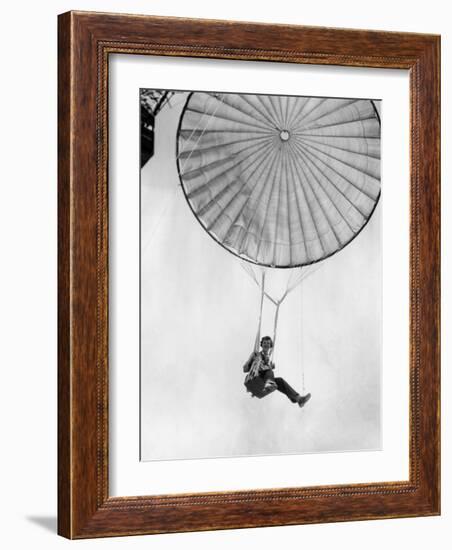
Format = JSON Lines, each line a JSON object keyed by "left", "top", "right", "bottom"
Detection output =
{"left": 260, "top": 336, "right": 273, "bottom": 353}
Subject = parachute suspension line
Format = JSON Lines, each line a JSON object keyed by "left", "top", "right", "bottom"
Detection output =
{"left": 271, "top": 302, "right": 281, "bottom": 360}
{"left": 254, "top": 270, "right": 266, "bottom": 353}
{"left": 286, "top": 268, "right": 296, "bottom": 294}
{"left": 145, "top": 94, "right": 226, "bottom": 253}
{"left": 240, "top": 262, "right": 323, "bottom": 364}
{"left": 300, "top": 281, "right": 306, "bottom": 394}
{"left": 142, "top": 182, "right": 180, "bottom": 255}
{"left": 178, "top": 94, "right": 226, "bottom": 174}
{"left": 178, "top": 94, "right": 216, "bottom": 157}
{"left": 240, "top": 263, "right": 277, "bottom": 306}
{"left": 241, "top": 261, "right": 259, "bottom": 287}
{"left": 270, "top": 267, "right": 303, "bottom": 310}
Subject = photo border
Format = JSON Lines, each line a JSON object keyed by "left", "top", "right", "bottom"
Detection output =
{"left": 58, "top": 11, "right": 440, "bottom": 538}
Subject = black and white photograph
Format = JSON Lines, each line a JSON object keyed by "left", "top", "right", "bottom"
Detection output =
{"left": 1, "top": 0, "right": 446, "bottom": 547}
{"left": 140, "top": 89, "right": 382, "bottom": 461}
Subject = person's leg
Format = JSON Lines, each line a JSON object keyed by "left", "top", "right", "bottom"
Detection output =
{"left": 261, "top": 373, "right": 311, "bottom": 406}
{"left": 260, "top": 369, "right": 277, "bottom": 390}
{"left": 274, "top": 377, "right": 301, "bottom": 403}
{"left": 261, "top": 370, "right": 275, "bottom": 382}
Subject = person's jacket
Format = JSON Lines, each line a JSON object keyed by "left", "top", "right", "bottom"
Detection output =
{"left": 243, "top": 351, "right": 275, "bottom": 374}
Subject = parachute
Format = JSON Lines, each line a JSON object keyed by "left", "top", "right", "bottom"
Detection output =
{"left": 175, "top": 92, "right": 381, "bottom": 398}
{"left": 177, "top": 92, "right": 381, "bottom": 268}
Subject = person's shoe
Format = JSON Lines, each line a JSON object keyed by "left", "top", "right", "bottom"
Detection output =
{"left": 297, "top": 393, "right": 311, "bottom": 408}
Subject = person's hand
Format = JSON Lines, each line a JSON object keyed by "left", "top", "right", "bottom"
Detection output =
{"left": 250, "top": 361, "right": 260, "bottom": 377}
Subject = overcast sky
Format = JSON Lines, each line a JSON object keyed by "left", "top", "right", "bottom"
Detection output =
{"left": 140, "top": 92, "right": 381, "bottom": 461}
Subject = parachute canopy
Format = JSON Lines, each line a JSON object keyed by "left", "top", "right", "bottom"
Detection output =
{"left": 177, "top": 92, "right": 381, "bottom": 268}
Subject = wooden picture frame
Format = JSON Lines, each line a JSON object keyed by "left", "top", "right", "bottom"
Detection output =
{"left": 58, "top": 11, "right": 440, "bottom": 539}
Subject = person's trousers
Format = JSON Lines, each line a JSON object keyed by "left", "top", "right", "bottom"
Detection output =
{"left": 260, "top": 370, "right": 300, "bottom": 403}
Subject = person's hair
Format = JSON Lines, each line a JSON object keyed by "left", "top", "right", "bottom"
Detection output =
{"left": 260, "top": 336, "right": 273, "bottom": 348}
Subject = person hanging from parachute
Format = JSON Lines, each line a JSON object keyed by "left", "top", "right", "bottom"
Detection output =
{"left": 243, "top": 335, "right": 311, "bottom": 407}
{"left": 240, "top": 266, "right": 318, "bottom": 402}
{"left": 176, "top": 91, "right": 381, "bottom": 405}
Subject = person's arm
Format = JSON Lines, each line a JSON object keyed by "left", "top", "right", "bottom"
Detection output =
{"left": 243, "top": 351, "right": 257, "bottom": 373}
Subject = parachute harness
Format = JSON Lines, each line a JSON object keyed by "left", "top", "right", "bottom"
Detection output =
{"left": 254, "top": 270, "right": 266, "bottom": 354}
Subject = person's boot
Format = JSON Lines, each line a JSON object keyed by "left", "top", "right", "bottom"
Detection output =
{"left": 297, "top": 393, "right": 311, "bottom": 408}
